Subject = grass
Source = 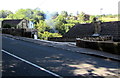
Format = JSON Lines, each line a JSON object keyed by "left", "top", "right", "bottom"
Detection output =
{"left": 99, "top": 17, "right": 118, "bottom": 22}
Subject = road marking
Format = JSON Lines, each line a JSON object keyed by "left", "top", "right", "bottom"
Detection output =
{"left": 2, "top": 49, "right": 63, "bottom": 78}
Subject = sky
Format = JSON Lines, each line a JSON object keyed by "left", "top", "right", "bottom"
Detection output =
{"left": 0, "top": 0, "right": 120, "bottom": 15}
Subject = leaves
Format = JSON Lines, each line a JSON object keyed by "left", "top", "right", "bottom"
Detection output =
{"left": 38, "top": 31, "right": 62, "bottom": 40}
{"left": 6, "top": 8, "right": 45, "bottom": 23}
{"left": 0, "top": 10, "right": 13, "bottom": 18}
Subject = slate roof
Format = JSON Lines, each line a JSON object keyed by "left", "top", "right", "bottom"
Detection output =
{"left": 63, "top": 23, "right": 94, "bottom": 38}
{"left": 2, "top": 19, "right": 23, "bottom": 27}
{"left": 63, "top": 21, "right": 120, "bottom": 39}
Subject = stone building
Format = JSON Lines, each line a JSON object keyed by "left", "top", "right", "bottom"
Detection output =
{"left": 1, "top": 19, "right": 38, "bottom": 39}
{"left": 63, "top": 21, "right": 120, "bottom": 41}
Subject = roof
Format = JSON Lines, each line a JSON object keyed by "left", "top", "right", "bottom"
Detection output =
{"left": 63, "top": 21, "right": 120, "bottom": 39}
{"left": 63, "top": 23, "right": 94, "bottom": 38}
{"left": 2, "top": 19, "right": 23, "bottom": 27}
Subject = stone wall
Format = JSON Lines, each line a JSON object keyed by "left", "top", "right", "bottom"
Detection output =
{"left": 76, "top": 39, "right": 120, "bottom": 55}
{"left": 48, "top": 37, "right": 76, "bottom": 42}
{"left": 2, "top": 28, "right": 37, "bottom": 38}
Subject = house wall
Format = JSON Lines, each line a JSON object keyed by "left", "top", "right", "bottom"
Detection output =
{"left": 28, "top": 21, "right": 34, "bottom": 28}
{"left": 17, "top": 19, "right": 28, "bottom": 29}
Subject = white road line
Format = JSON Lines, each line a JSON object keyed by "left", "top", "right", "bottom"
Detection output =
{"left": 2, "top": 49, "right": 63, "bottom": 78}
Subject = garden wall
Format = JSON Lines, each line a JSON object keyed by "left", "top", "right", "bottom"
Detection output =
{"left": 2, "top": 28, "right": 37, "bottom": 38}
{"left": 76, "top": 39, "right": 120, "bottom": 55}
{"left": 48, "top": 37, "right": 76, "bottom": 42}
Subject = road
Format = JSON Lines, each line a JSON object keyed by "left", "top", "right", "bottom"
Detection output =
{"left": 2, "top": 36, "right": 120, "bottom": 78}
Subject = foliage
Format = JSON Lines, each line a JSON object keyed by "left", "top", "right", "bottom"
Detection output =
{"left": 60, "top": 11, "right": 68, "bottom": 17}
{"left": 38, "top": 31, "right": 62, "bottom": 40}
{"left": 7, "top": 9, "right": 45, "bottom": 24}
{"left": 0, "top": 10, "right": 13, "bottom": 18}
{"left": 99, "top": 17, "right": 118, "bottom": 22}
{"left": 35, "top": 20, "right": 51, "bottom": 32}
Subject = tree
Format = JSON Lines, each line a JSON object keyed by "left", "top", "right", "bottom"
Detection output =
{"left": 7, "top": 8, "right": 46, "bottom": 24}
{"left": 77, "top": 12, "right": 91, "bottom": 23}
{"left": 0, "top": 10, "right": 13, "bottom": 18}
{"left": 53, "top": 15, "right": 67, "bottom": 35}
{"left": 38, "top": 31, "right": 62, "bottom": 40}
{"left": 84, "top": 14, "right": 90, "bottom": 21}
{"left": 35, "top": 20, "right": 51, "bottom": 33}
{"left": 61, "top": 11, "right": 68, "bottom": 17}
{"left": 7, "top": 9, "right": 32, "bottom": 19}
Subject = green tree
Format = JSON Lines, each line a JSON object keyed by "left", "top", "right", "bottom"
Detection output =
{"left": 7, "top": 8, "right": 46, "bottom": 24}
{"left": 38, "top": 31, "right": 62, "bottom": 40}
{"left": 60, "top": 11, "right": 68, "bottom": 17}
{"left": 53, "top": 14, "right": 67, "bottom": 35}
{"left": 7, "top": 9, "right": 32, "bottom": 19}
{"left": 35, "top": 20, "right": 51, "bottom": 33}
{"left": 0, "top": 10, "right": 13, "bottom": 18}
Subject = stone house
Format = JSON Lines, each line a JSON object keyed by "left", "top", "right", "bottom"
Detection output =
{"left": 2, "top": 19, "right": 34, "bottom": 29}
{"left": 63, "top": 21, "right": 120, "bottom": 41}
{"left": 2, "top": 19, "right": 38, "bottom": 39}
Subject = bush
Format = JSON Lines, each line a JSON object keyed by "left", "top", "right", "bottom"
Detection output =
{"left": 38, "top": 31, "right": 62, "bottom": 40}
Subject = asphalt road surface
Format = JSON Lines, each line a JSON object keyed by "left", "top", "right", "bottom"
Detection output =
{"left": 2, "top": 36, "right": 120, "bottom": 78}
{"left": 2, "top": 52, "right": 56, "bottom": 78}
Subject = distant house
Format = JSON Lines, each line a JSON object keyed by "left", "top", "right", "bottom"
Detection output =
{"left": 2, "top": 19, "right": 38, "bottom": 39}
{"left": 2, "top": 19, "right": 34, "bottom": 29}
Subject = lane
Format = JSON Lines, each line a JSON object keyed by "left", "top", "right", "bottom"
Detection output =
{"left": 2, "top": 52, "right": 59, "bottom": 78}
{"left": 2, "top": 49, "right": 62, "bottom": 78}
{"left": 2, "top": 36, "right": 120, "bottom": 77}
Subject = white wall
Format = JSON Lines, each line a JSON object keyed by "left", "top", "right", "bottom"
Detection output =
{"left": 28, "top": 21, "right": 34, "bottom": 28}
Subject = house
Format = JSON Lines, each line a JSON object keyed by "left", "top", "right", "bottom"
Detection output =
{"left": 2, "top": 19, "right": 34, "bottom": 29}
{"left": 2, "top": 19, "right": 38, "bottom": 39}
{"left": 63, "top": 21, "right": 120, "bottom": 41}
